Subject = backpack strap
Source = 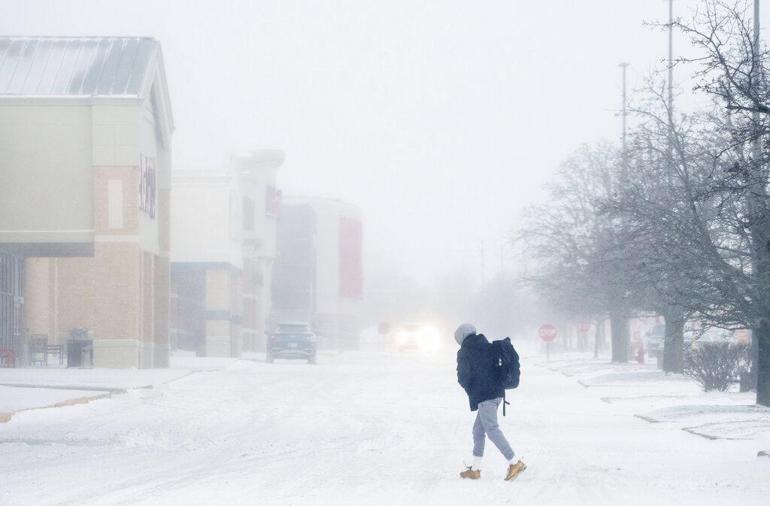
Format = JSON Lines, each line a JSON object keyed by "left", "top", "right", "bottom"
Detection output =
{"left": 502, "top": 391, "right": 510, "bottom": 416}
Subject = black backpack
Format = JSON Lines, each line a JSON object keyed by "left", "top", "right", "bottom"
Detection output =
{"left": 492, "top": 337, "right": 520, "bottom": 415}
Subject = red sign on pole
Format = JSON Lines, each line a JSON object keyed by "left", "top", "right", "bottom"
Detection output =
{"left": 538, "top": 324, "right": 558, "bottom": 342}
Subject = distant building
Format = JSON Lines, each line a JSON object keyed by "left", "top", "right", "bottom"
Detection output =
{"left": 170, "top": 151, "right": 283, "bottom": 357}
{"left": 271, "top": 197, "right": 363, "bottom": 349}
{"left": 0, "top": 37, "right": 174, "bottom": 368}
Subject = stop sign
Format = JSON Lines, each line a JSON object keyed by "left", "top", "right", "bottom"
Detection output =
{"left": 538, "top": 324, "right": 558, "bottom": 342}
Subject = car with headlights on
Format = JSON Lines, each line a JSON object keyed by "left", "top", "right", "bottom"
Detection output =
{"left": 267, "top": 321, "right": 318, "bottom": 364}
{"left": 390, "top": 323, "right": 442, "bottom": 353}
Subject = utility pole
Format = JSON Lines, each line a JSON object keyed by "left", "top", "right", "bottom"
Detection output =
{"left": 619, "top": 62, "right": 630, "bottom": 164}
{"left": 662, "top": 0, "right": 676, "bottom": 185}
{"left": 480, "top": 241, "right": 486, "bottom": 290}
{"left": 750, "top": 0, "right": 762, "bottom": 392}
{"left": 662, "top": 0, "right": 686, "bottom": 374}
{"left": 665, "top": 0, "right": 675, "bottom": 189}
{"left": 752, "top": 0, "right": 759, "bottom": 153}
{"left": 753, "top": 0, "right": 760, "bottom": 139}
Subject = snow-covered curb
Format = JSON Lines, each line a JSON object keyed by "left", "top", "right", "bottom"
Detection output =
{"left": 0, "top": 387, "right": 112, "bottom": 423}
{"left": 0, "top": 355, "right": 254, "bottom": 425}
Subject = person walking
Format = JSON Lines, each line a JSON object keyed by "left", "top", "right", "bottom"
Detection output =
{"left": 455, "top": 323, "right": 526, "bottom": 481}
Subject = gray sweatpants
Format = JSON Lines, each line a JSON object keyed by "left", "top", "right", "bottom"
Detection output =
{"left": 472, "top": 397, "right": 514, "bottom": 460}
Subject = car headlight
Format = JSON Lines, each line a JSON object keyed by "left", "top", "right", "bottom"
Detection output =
{"left": 419, "top": 326, "right": 441, "bottom": 352}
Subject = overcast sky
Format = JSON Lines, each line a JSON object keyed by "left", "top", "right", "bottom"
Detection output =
{"left": 2, "top": 0, "right": 762, "bottom": 286}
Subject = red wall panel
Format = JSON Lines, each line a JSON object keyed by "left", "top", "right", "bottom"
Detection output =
{"left": 339, "top": 218, "right": 362, "bottom": 299}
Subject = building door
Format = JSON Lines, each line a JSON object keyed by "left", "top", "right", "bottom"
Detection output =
{"left": 0, "top": 253, "right": 24, "bottom": 365}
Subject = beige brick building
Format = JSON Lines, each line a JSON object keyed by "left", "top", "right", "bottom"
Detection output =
{"left": 0, "top": 37, "right": 174, "bottom": 368}
{"left": 170, "top": 151, "right": 283, "bottom": 357}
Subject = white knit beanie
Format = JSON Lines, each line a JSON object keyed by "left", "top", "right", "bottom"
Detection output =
{"left": 454, "top": 323, "right": 476, "bottom": 345}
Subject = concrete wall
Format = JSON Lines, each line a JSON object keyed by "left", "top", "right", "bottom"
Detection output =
{"left": 169, "top": 266, "right": 205, "bottom": 353}
{"left": 0, "top": 101, "right": 94, "bottom": 248}
{"left": 204, "top": 267, "right": 240, "bottom": 357}
{"left": 171, "top": 174, "right": 242, "bottom": 268}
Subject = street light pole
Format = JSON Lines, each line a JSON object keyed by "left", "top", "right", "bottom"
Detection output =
{"left": 619, "top": 62, "right": 630, "bottom": 161}
{"left": 666, "top": 0, "right": 675, "bottom": 188}
{"left": 480, "top": 241, "right": 485, "bottom": 290}
{"left": 750, "top": 0, "right": 762, "bottom": 392}
{"left": 668, "top": 0, "right": 674, "bottom": 125}
{"left": 753, "top": 0, "right": 760, "bottom": 135}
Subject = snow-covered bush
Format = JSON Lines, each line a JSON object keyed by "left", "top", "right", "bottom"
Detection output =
{"left": 684, "top": 342, "right": 749, "bottom": 392}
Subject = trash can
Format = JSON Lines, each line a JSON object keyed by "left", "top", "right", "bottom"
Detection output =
{"left": 67, "top": 339, "right": 93, "bottom": 368}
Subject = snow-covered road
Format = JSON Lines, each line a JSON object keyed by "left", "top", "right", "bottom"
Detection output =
{"left": 1, "top": 351, "right": 768, "bottom": 505}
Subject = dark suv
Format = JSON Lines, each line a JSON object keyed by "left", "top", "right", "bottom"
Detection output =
{"left": 266, "top": 321, "right": 318, "bottom": 364}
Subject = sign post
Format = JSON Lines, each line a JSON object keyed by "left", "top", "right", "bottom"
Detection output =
{"left": 538, "top": 323, "right": 558, "bottom": 360}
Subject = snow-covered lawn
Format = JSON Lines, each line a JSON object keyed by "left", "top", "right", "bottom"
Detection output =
{"left": 0, "top": 351, "right": 768, "bottom": 505}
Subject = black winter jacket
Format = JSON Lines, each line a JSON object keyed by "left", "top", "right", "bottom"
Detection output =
{"left": 456, "top": 333, "right": 504, "bottom": 411}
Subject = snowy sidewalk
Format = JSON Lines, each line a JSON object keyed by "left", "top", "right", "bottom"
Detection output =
{"left": 537, "top": 353, "right": 770, "bottom": 445}
{"left": 0, "top": 353, "right": 242, "bottom": 424}
{"left": 0, "top": 368, "right": 191, "bottom": 392}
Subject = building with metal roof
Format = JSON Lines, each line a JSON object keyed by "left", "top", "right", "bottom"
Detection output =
{"left": 0, "top": 36, "right": 173, "bottom": 138}
{"left": 0, "top": 37, "right": 163, "bottom": 96}
{"left": 0, "top": 36, "right": 175, "bottom": 368}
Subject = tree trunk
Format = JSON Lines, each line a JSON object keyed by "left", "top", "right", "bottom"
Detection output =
{"left": 756, "top": 318, "right": 770, "bottom": 406}
{"left": 662, "top": 307, "right": 685, "bottom": 374}
{"left": 742, "top": 329, "right": 757, "bottom": 393}
{"left": 609, "top": 311, "right": 629, "bottom": 363}
{"left": 594, "top": 318, "right": 605, "bottom": 359}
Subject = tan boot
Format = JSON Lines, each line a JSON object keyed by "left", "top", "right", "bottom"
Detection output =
{"left": 504, "top": 460, "right": 527, "bottom": 481}
{"left": 459, "top": 467, "right": 481, "bottom": 479}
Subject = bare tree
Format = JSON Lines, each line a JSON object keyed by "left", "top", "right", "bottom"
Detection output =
{"left": 673, "top": 0, "right": 770, "bottom": 405}
{"left": 518, "top": 143, "right": 637, "bottom": 362}
{"left": 606, "top": 0, "right": 770, "bottom": 403}
{"left": 517, "top": 0, "right": 770, "bottom": 405}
